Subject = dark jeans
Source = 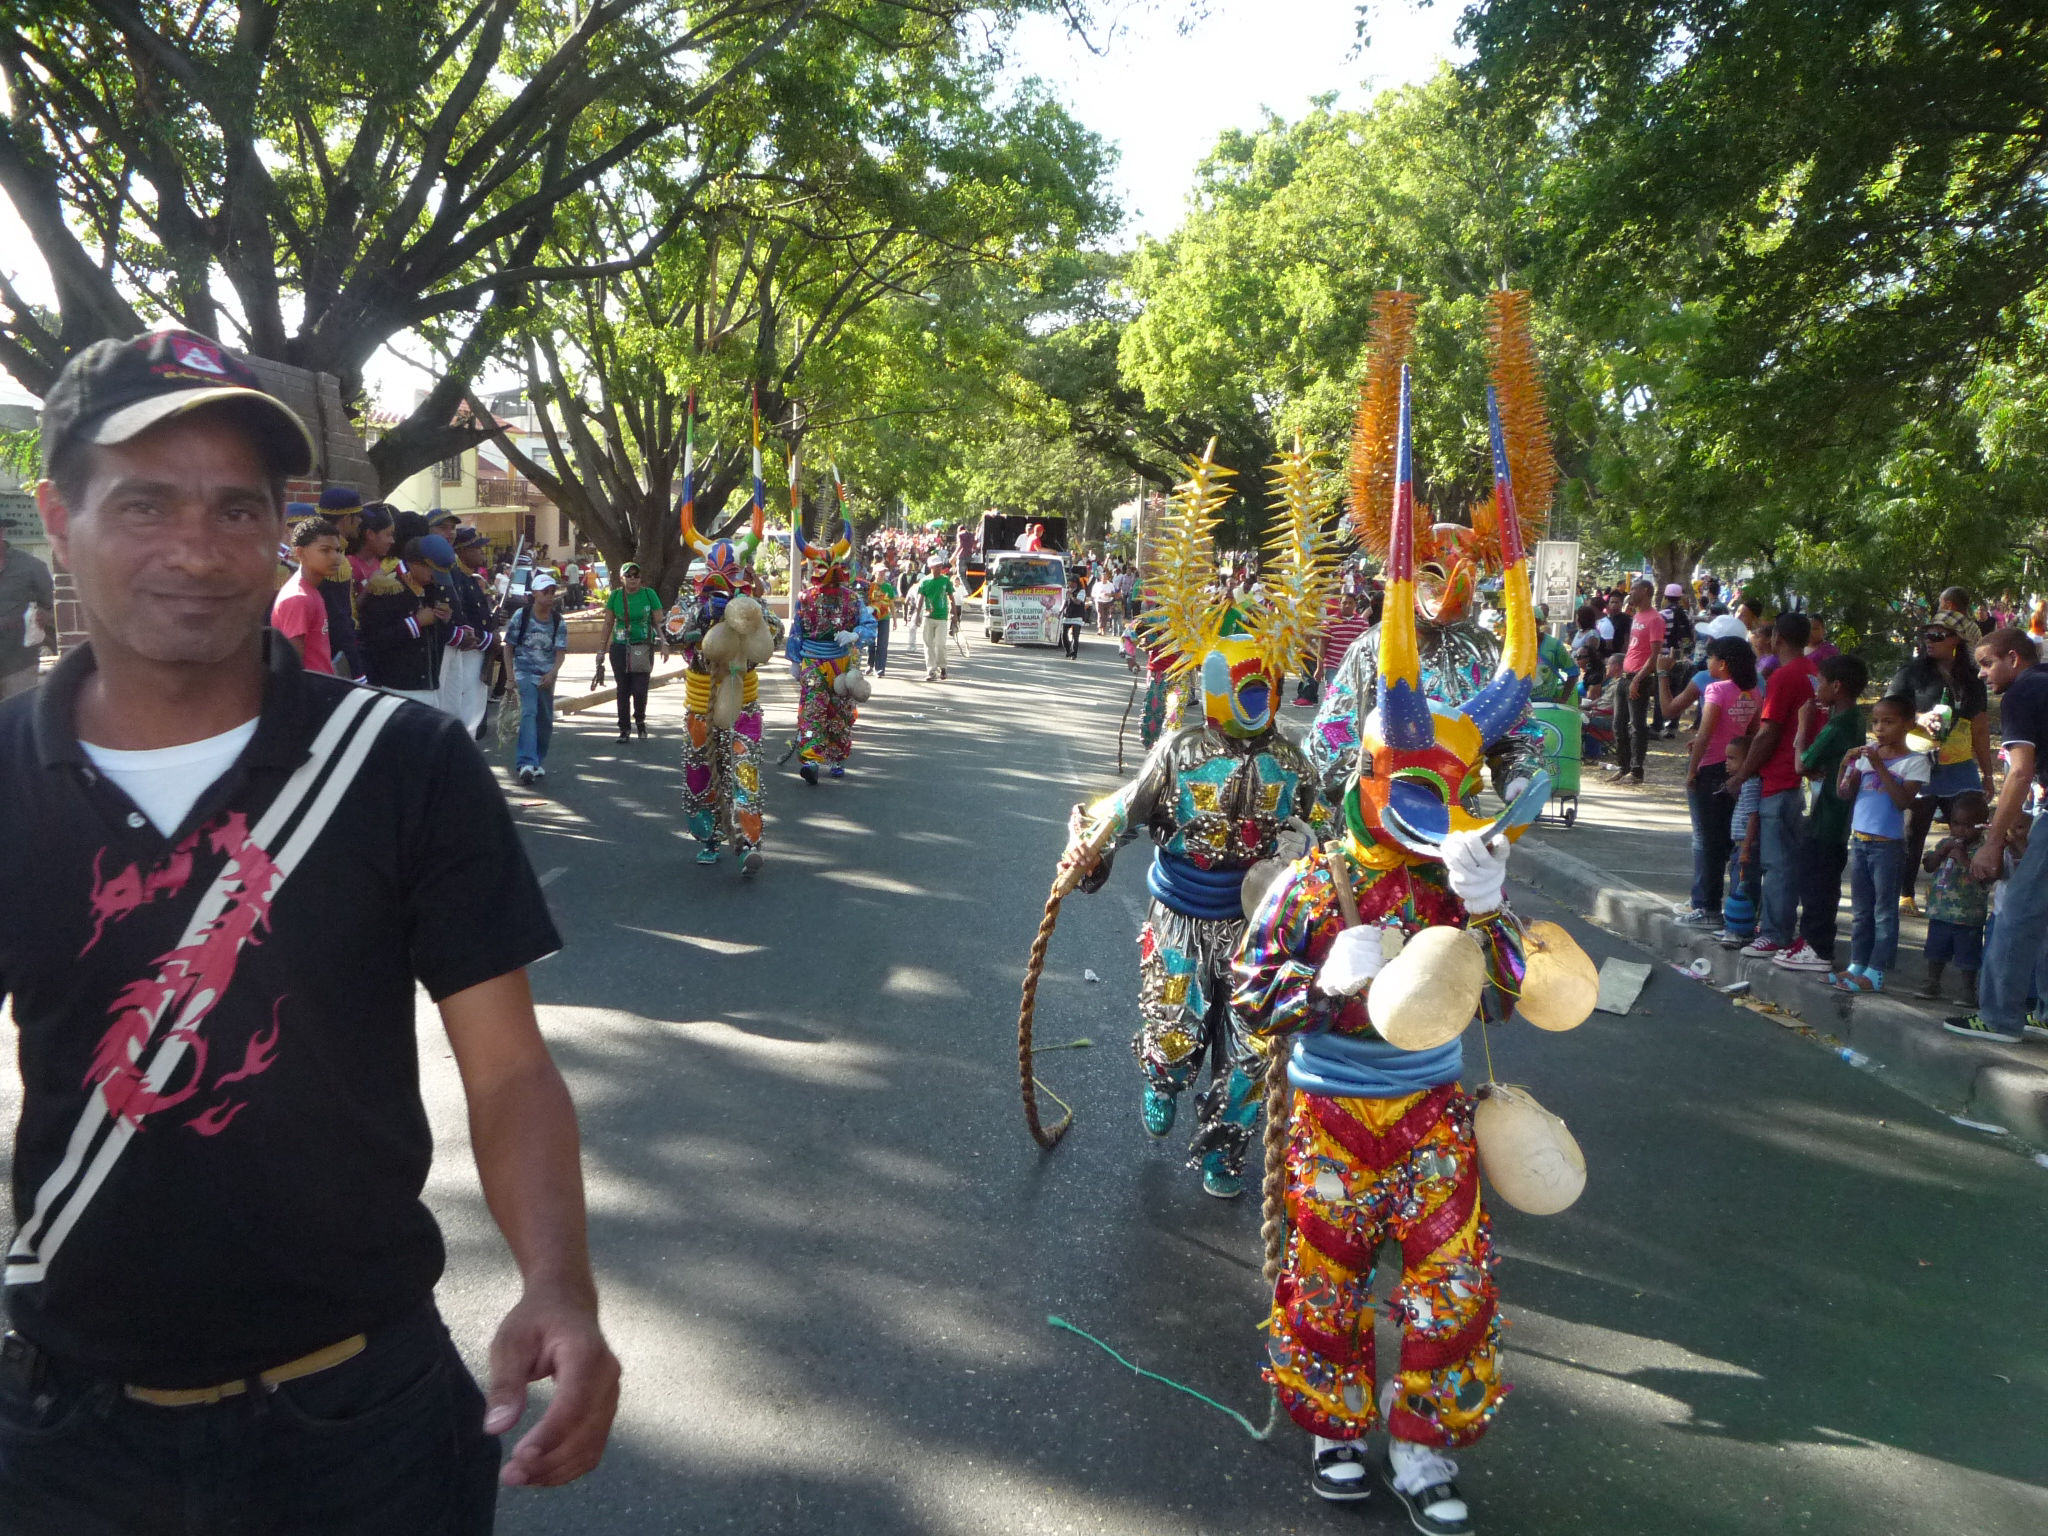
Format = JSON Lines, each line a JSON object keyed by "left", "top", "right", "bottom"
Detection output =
{"left": 609, "top": 643, "right": 650, "bottom": 732}
{"left": 0, "top": 1305, "right": 498, "bottom": 1536}
{"left": 1798, "top": 836, "right": 1851, "bottom": 964}
{"left": 1688, "top": 761, "right": 1734, "bottom": 913}
{"left": 1061, "top": 620, "right": 1082, "bottom": 658}
{"left": 871, "top": 618, "right": 890, "bottom": 675}
{"left": 1613, "top": 679, "right": 1651, "bottom": 775}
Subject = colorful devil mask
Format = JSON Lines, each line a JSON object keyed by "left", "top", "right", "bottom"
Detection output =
{"left": 795, "top": 516, "right": 855, "bottom": 586}
{"left": 1347, "top": 361, "right": 1541, "bottom": 864}
{"left": 1200, "top": 631, "right": 1281, "bottom": 738}
{"left": 1149, "top": 440, "right": 1342, "bottom": 745}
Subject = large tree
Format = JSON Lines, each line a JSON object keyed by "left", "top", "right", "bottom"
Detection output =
{"left": 0, "top": 0, "right": 1094, "bottom": 488}
{"left": 470, "top": 35, "right": 1117, "bottom": 598}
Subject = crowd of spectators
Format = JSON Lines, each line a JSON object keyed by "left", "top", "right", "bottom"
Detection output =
{"left": 1562, "top": 575, "right": 2048, "bottom": 1038}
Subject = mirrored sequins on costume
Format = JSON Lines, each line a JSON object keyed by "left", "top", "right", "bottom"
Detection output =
{"left": 790, "top": 582, "right": 865, "bottom": 768}
{"left": 1266, "top": 1085, "right": 1504, "bottom": 1446}
{"left": 1085, "top": 723, "right": 1318, "bottom": 1176}
{"left": 677, "top": 590, "right": 777, "bottom": 855}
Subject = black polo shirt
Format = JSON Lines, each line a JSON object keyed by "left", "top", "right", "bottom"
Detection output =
{"left": 0, "top": 639, "right": 560, "bottom": 1385}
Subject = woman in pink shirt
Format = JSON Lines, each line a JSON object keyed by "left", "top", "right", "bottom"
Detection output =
{"left": 1671, "top": 635, "right": 1761, "bottom": 925}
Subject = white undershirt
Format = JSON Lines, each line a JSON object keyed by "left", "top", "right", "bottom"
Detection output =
{"left": 80, "top": 719, "right": 260, "bottom": 837}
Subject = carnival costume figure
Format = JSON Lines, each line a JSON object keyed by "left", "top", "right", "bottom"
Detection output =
{"left": 1064, "top": 443, "right": 1340, "bottom": 1200}
{"left": 786, "top": 516, "right": 875, "bottom": 783}
{"left": 1230, "top": 293, "right": 1593, "bottom": 1532}
{"left": 670, "top": 523, "right": 782, "bottom": 872}
{"left": 1305, "top": 292, "right": 1556, "bottom": 811}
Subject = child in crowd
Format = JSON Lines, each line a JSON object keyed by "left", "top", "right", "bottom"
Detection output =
{"left": 1776, "top": 655, "right": 1869, "bottom": 972}
{"left": 1665, "top": 637, "right": 1761, "bottom": 929}
{"left": 1718, "top": 733, "right": 1763, "bottom": 945}
{"left": 1919, "top": 789, "right": 1990, "bottom": 1005}
{"left": 1828, "top": 696, "right": 1932, "bottom": 992}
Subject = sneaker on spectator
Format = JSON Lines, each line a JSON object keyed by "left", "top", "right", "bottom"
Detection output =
{"left": 1739, "top": 936, "right": 1784, "bottom": 958}
{"left": 1714, "top": 929, "right": 1750, "bottom": 949}
{"left": 1672, "top": 907, "right": 1719, "bottom": 928}
{"left": 1772, "top": 941, "right": 1832, "bottom": 972}
{"left": 1942, "top": 1014, "right": 2023, "bottom": 1044}
{"left": 2025, "top": 1014, "right": 2048, "bottom": 1043}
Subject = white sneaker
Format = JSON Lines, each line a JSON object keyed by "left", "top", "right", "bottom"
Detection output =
{"left": 1387, "top": 1437, "right": 1472, "bottom": 1534}
{"left": 1309, "top": 1435, "right": 1372, "bottom": 1502}
{"left": 1739, "top": 936, "right": 1783, "bottom": 958}
{"left": 1772, "top": 941, "right": 1832, "bottom": 971}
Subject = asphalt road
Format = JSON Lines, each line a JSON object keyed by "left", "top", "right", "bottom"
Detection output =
{"left": 8, "top": 621, "right": 2047, "bottom": 1534}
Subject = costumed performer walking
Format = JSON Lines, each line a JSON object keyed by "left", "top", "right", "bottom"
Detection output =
{"left": 1059, "top": 441, "right": 1338, "bottom": 1198}
{"left": 786, "top": 507, "right": 874, "bottom": 783}
{"left": 1231, "top": 293, "right": 1591, "bottom": 1533}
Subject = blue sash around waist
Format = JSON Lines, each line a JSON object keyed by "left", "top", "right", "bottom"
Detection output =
{"left": 1147, "top": 850, "right": 1246, "bottom": 921}
{"left": 1288, "top": 1031, "right": 1464, "bottom": 1099}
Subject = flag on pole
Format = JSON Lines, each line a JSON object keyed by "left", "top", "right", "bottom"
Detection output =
{"left": 750, "top": 391, "right": 767, "bottom": 541}
{"left": 679, "top": 389, "right": 698, "bottom": 544}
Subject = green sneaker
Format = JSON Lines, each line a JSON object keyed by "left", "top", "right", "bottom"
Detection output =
{"left": 2025, "top": 1013, "right": 2048, "bottom": 1043}
{"left": 1141, "top": 1086, "right": 1178, "bottom": 1137}
{"left": 1942, "top": 1013, "right": 2023, "bottom": 1044}
{"left": 1201, "top": 1151, "right": 1244, "bottom": 1200}
{"left": 695, "top": 844, "right": 722, "bottom": 866}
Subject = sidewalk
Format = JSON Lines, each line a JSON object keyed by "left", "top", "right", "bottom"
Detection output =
{"left": 1513, "top": 727, "right": 2048, "bottom": 1148}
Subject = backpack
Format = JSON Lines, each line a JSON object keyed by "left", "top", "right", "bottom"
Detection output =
{"left": 508, "top": 606, "right": 563, "bottom": 661}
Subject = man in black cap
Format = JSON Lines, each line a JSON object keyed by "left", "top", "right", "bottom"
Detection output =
{"left": 361, "top": 533, "right": 455, "bottom": 704}
{"left": 438, "top": 526, "right": 498, "bottom": 733}
{"left": 316, "top": 486, "right": 369, "bottom": 681}
{"left": 0, "top": 329, "right": 618, "bottom": 1530}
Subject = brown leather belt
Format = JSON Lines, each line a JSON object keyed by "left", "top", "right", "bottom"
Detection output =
{"left": 123, "top": 1333, "right": 367, "bottom": 1408}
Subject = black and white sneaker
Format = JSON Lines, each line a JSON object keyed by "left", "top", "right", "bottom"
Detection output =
{"left": 1387, "top": 1442, "right": 1473, "bottom": 1534}
{"left": 1310, "top": 1437, "right": 1373, "bottom": 1502}
{"left": 516, "top": 766, "right": 535, "bottom": 787}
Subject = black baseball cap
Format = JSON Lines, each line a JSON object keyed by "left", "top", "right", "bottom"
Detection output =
{"left": 41, "top": 328, "right": 315, "bottom": 479}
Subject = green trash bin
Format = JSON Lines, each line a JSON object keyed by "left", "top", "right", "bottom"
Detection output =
{"left": 1529, "top": 700, "right": 1581, "bottom": 799}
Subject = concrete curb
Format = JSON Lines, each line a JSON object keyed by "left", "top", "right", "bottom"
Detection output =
{"left": 1512, "top": 833, "right": 2048, "bottom": 1148}
{"left": 556, "top": 665, "right": 689, "bottom": 715}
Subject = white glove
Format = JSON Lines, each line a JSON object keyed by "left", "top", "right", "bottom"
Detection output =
{"left": 1315, "top": 924, "right": 1386, "bottom": 998}
{"left": 834, "top": 629, "right": 859, "bottom": 647}
{"left": 1442, "top": 829, "right": 1510, "bottom": 915}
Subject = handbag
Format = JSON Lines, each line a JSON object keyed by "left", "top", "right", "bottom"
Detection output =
{"left": 626, "top": 641, "right": 654, "bottom": 674}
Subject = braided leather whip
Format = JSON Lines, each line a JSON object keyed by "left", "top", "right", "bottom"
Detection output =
{"left": 1018, "top": 823, "right": 1119, "bottom": 1149}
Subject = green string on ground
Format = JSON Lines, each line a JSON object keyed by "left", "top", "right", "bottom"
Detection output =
{"left": 1047, "top": 1315, "right": 1279, "bottom": 1440}
{"left": 1030, "top": 1037, "right": 1095, "bottom": 1052}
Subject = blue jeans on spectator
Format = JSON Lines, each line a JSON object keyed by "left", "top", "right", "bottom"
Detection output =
{"left": 1848, "top": 834, "right": 1904, "bottom": 973}
{"left": 516, "top": 675, "right": 554, "bottom": 773}
{"left": 1980, "top": 812, "right": 2048, "bottom": 1028}
{"left": 871, "top": 617, "right": 890, "bottom": 675}
{"left": 1758, "top": 789, "right": 1807, "bottom": 945}
{"left": 0, "top": 1303, "right": 499, "bottom": 1536}
{"left": 1687, "top": 762, "right": 1733, "bottom": 914}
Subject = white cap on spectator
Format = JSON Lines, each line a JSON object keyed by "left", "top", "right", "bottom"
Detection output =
{"left": 532, "top": 573, "right": 559, "bottom": 592}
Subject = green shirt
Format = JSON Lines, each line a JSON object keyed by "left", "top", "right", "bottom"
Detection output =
{"left": 1799, "top": 704, "right": 1865, "bottom": 849}
{"left": 916, "top": 575, "right": 952, "bottom": 620}
{"left": 607, "top": 586, "right": 663, "bottom": 645}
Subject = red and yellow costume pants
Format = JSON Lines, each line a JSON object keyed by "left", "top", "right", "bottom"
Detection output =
{"left": 1265, "top": 1082, "right": 1505, "bottom": 1448}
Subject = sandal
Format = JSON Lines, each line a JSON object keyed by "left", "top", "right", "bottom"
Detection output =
{"left": 1826, "top": 971, "right": 1880, "bottom": 993}
{"left": 1310, "top": 1438, "right": 1373, "bottom": 1502}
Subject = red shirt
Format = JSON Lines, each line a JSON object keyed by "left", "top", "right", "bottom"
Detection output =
{"left": 1757, "top": 654, "right": 1816, "bottom": 795}
{"left": 1321, "top": 611, "right": 1371, "bottom": 672}
{"left": 272, "top": 578, "right": 334, "bottom": 677}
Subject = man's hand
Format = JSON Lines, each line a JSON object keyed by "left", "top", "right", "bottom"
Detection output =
{"left": 1970, "top": 839, "right": 2004, "bottom": 884}
{"left": 484, "top": 1282, "right": 621, "bottom": 1487}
